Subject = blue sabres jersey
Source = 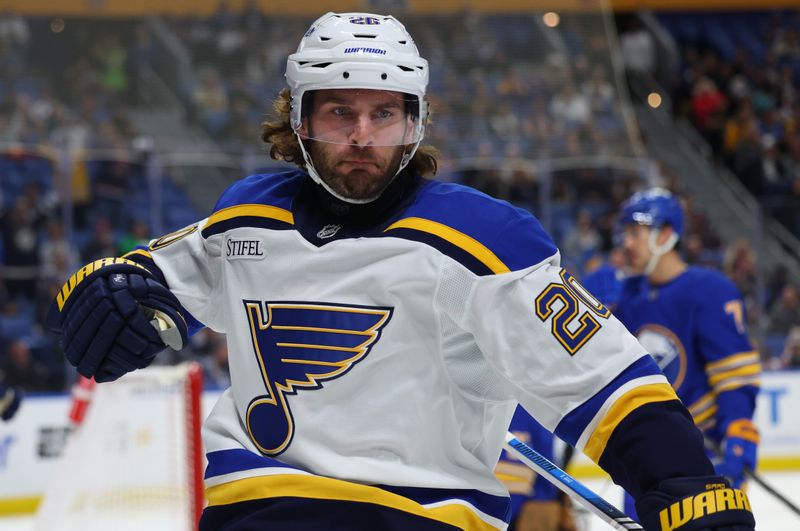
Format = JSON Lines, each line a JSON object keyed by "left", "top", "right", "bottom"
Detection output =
{"left": 614, "top": 267, "right": 761, "bottom": 442}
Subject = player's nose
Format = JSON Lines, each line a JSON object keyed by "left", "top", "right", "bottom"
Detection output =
{"left": 347, "top": 115, "right": 376, "bottom": 146}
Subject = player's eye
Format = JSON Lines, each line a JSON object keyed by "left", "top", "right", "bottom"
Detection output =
{"left": 331, "top": 107, "right": 352, "bottom": 118}
{"left": 374, "top": 108, "right": 395, "bottom": 120}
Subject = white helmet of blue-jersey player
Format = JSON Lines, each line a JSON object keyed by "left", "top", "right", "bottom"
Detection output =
{"left": 286, "top": 12, "right": 429, "bottom": 203}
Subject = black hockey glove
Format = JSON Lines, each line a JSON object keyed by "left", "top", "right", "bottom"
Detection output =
{"left": 46, "top": 258, "right": 187, "bottom": 383}
{"left": 636, "top": 476, "right": 754, "bottom": 531}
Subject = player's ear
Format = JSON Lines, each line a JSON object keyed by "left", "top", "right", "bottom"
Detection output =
{"left": 656, "top": 225, "right": 675, "bottom": 246}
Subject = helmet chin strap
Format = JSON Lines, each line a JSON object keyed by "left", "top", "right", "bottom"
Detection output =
{"left": 295, "top": 132, "right": 421, "bottom": 205}
{"left": 644, "top": 227, "right": 679, "bottom": 276}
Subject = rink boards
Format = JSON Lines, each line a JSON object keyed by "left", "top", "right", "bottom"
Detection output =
{"left": 1, "top": 371, "right": 799, "bottom": 515}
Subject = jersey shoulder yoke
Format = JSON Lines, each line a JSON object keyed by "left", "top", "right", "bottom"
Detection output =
{"left": 202, "top": 171, "right": 304, "bottom": 238}
{"left": 384, "top": 180, "right": 557, "bottom": 275}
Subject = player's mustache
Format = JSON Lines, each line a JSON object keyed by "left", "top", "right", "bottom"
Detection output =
{"left": 339, "top": 147, "right": 380, "bottom": 164}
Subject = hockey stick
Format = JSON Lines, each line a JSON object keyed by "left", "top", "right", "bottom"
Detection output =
{"left": 745, "top": 468, "right": 800, "bottom": 518}
{"left": 504, "top": 433, "right": 642, "bottom": 530}
{"left": 704, "top": 438, "right": 800, "bottom": 518}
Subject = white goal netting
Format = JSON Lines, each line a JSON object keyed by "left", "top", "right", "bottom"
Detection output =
{"left": 33, "top": 363, "right": 203, "bottom": 531}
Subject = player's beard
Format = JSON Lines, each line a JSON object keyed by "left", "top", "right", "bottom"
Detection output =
{"left": 308, "top": 141, "right": 407, "bottom": 201}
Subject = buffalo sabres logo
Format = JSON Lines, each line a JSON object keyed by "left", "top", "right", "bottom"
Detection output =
{"left": 637, "top": 324, "right": 687, "bottom": 391}
{"left": 243, "top": 301, "right": 393, "bottom": 456}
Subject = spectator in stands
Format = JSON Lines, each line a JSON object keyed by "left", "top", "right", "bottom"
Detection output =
{"left": 219, "top": 98, "right": 256, "bottom": 148}
{"left": 619, "top": 16, "right": 656, "bottom": 94}
{"left": 549, "top": 81, "right": 590, "bottom": 129}
{"left": 562, "top": 210, "right": 602, "bottom": 272}
{"left": 723, "top": 101, "right": 756, "bottom": 158}
{"left": 730, "top": 119, "right": 766, "bottom": 196}
{"left": 723, "top": 238, "right": 758, "bottom": 308}
{"left": 0, "top": 9, "right": 30, "bottom": 78}
{"left": 770, "top": 26, "right": 800, "bottom": 61}
{"left": 691, "top": 76, "right": 727, "bottom": 153}
{"left": 241, "top": 0, "right": 266, "bottom": 40}
{"left": 767, "top": 284, "right": 800, "bottom": 336}
{"left": 82, "top": 217, "right": 119, "bottom": 262}
{"left": 583, "top": 65, "right": 615, "bottom": 113}
{"left": 93, "top": 159, "right": 133, "bottom": 228}
{"left": 490, "top": 102, "right": 520, "bottom": 141}
{"left": 96, "top": 35, "right": 128, "bottom": 96}
{"left": 760, "top": 134, "right": 790, "bottom": 195}
{"left": 216, "top": 16, "right": 247, "bottom": 78}
{"left": 0, "top": 339, "right": 61, "bottom": 391}
{"left": 191, "top": 67, "right": 229, "bottom": 135}
{"left": 202, "top": 337, "right": 230, "bottom": 389}
{"left": 119, "top": 219, "right": 151, "bottom": 255}
{"left": 782, "top": 326, "right": 800, "bottom": 368}
{"left": 1, "top": 196, "right": 43, "bottom": 300}
{"left": 39, "top": 221, "right": 79, "bottom": 284}
{"left": 127, "top": 24, "right": 156, "bottom": 105}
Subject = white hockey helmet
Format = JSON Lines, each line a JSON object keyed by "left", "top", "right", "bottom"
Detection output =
{"left": 285, "top": 12, "right": 430, "bottom": 202}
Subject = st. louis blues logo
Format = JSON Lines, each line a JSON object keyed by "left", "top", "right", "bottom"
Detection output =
{"left": 243, "top": 301, "right": 393, "bottom": 456}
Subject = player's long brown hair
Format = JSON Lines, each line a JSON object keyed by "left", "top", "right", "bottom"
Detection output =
{"left": 260, "top": 89, "right": 439, "bottom": 177}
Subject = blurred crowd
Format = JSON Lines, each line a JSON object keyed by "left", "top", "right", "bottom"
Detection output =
{"left": 0, "top": 6, "right": 799, "bottom": 395}
{"left": 666, "top": 10, "right": 800, "bottom": 236}
{"left": 172, "top": 3, "right": 637, "bottom": 160}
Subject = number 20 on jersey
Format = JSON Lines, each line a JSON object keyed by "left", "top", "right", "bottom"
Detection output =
{"left": 535, "top": 270, "right": 611, "bottom": 355}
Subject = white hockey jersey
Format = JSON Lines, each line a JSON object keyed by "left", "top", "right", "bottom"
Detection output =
{"left": 127, "top": 170, "right": 676, "bottom": 530}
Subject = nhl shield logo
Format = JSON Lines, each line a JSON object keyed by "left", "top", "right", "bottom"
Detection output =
{"left": 317, "top": 224, "right": 341, "bottom": 239}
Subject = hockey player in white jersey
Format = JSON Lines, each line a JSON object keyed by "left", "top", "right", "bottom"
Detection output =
{"left": 47, "top": 12, "right": 755, "bottom": 531}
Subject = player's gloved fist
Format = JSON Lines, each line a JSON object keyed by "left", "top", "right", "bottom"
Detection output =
{"left": 636, "top": 476, "right": 754, "bottom": 531}
{"left": 46, "top": 258, "right": 187, "bottom": 383}
{"left": 0, "top": 386, "right": 21, "bottom": 421}
{"left": 715, "top": 419, "right": 759, "bottom": 489}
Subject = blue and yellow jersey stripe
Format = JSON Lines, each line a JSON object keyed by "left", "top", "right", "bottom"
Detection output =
{"left": 383, "top": 216, "right": 510, "bottom": 276}
{"left": 382, "top": 181, "right": 557, "bottom": 276}
{"left": 688, "top": 391, "right": 719, "bottom": 432}
{"left": 202, "top": 203, "right": 295, "bottom": 238}
{"left": 122, "top": 248, "right": 153, "bottom": 261}
{"left": 581, "top": 381, "right": 678, "bottom": 462}
{"left": 555, "top": 355, "right": 679, "bottom": 462}
{"left": 205, "top": 449, "right": 509, "bottom": 530}
{"left": 199, "top": 171, "right": 302, "bottom": 238}
{"left": 190, "top": 172, "right": 557, "bottom": 276}
{"left": 705, "top": 351, "right": 761, "bottom": 393}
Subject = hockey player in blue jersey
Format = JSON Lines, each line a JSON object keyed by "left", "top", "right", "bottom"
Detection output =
{"left": 46, "top": 12, "right": 755, "bottom": 531}
{"left": 614, "top": 187, "right": 761, "bottom": 518}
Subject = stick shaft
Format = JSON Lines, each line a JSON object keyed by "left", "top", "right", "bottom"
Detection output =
{"left": 746, "top": 468, "right": 800, "bottom": 517}
{"left": 504, "top": 433, "right": 643, "bottom": 530}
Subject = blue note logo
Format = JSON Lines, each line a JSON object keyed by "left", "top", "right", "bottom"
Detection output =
{"left": 243, "top": 301, "right": 393, "bottom": 455}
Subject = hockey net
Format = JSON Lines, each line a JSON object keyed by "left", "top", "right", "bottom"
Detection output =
{"left": 33, "top": 363, "right": 204, "bottom": 531}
